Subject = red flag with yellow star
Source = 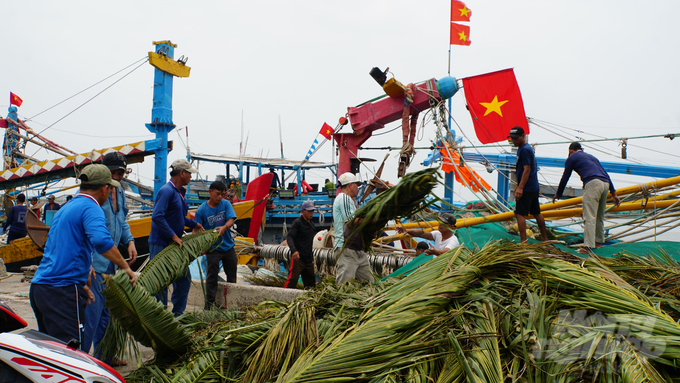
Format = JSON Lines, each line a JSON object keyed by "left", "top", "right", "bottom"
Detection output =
{"left": 451, "top": 1, "right": 471, "bottom": 22}
{"left": 9, "top": 92, "right": 23, "bottom": 107}
{"left": 462, "top": 68, "right": 529, "bottom": 144}
{"left": 319, "top": 122, "right": 333, "bottom": 140}
{"left": 450, "top": 22, "right": 471, "bottom": 46}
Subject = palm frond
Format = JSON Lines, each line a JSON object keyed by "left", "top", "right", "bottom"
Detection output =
{"left": 349, "top": 168, "right": 440, "bottom": 251}
{"left": 138, "top": 230, "right": 219, "bottom": 295}
{"left": 103, "top": 271, "right": 193, "bottom": 356}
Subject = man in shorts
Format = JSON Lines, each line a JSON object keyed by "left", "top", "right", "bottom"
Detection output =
{"left": 508, "top": 126, "right": 547, "bottom": 242}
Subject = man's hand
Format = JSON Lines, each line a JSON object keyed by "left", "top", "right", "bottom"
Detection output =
{"left": 552, "top": 197, "right": 557, "bottom": 204}
{"left": 292, "top": 251, "right": 300, "bottom": 260}
{"left": 395, "top": 226, "right": 406, "bottom": 235}
{"left": 123, "top": 267, "right": 136, "bottom": 287}
{"left": 613, "top": 193, "right": 621, "bottom": 207}
{"left": 83, "top": 285, "right": 95, "bottom": 305}
{"left": 127, "top": 241, "right": 138, "bottom": 266}
{"left": 217, "top": 224, "right": 228, "bottom": 237}
{"left": 515, "top": 186, "right": 524, "bottom": 199}
{"left": 172, "top": 235, "right": 183, "bottom": 249}
{"left": 192, "top": 223, "right": 205, "bottom": 234}
{"left": 424, "top": 248, "right": 438, "bottom": 256}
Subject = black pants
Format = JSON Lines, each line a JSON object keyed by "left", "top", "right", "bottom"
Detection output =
{"left": 205, "top": 247, "right": 237, "bottom": 308}
{"left": 30, "top": 283, "right": 87, "bottom": 349}
{"left": 283, "top": 257, "right": 316, "bottom": 289}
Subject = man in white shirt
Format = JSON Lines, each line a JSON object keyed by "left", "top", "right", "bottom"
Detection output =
{"left": 332, "top": 172, "right": 374, "bottom": 285}
{"left": 397, "top": 213, "right": 459, "bottom": 257}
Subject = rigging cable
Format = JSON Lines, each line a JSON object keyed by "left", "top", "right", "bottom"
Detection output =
{"left": 25, "top": 56, "right": 149, "bottom": 122}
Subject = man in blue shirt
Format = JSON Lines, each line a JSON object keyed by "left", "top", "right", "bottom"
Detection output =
{"left": 4, "top": 193, "right": 27, "bottom": 243}
{"left": 83, "top": 152, "right": 137, "bottom": 364}
{"left": 508, "top": 127, "right": 547, "bottom": 242}
{"left": 194, "top": 180, "right": 237, "bottom": 309}
{"left": 149, "top": 159, "right": 204, "bottom": 316}
{"left": 42, "top": 194, "right": 60, "bottom": 222}
{"left": 553, "top": 142, "right": 621, "bottom": 252}
{"left": 29, "top": 164, "right": 136, "bottom": 349}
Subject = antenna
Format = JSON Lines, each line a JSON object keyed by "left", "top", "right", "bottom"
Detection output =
{"left": 279, "top": 115, "right": 284, "bottom": 159}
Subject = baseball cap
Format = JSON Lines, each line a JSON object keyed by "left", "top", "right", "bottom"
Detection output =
{"left": 170, "top": 159, "right": 198, "bottom": 173}
{"left": 103, "top": 152, "right": 128, "bottom": 172}
{"left": 79, "top": 164, "right": 121, "bottom": 187}
{"left": 301, "top": 200, "right": 315, "bottom": 211}
{"left": 47, "top": 195, "right": 55, "bottom": 200}
{"left": 338, "top": 172, "right": 361, "bottom": 186}
{"left": 507, "top": 126, "right": 525, "bottom": 139}
{"left": 439, "top": 212, "right": 457, "bottom": 226}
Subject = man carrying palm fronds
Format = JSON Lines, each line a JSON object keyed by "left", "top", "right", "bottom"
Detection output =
{"left": 332, "top": 173, "right": 374, "bottom": 285}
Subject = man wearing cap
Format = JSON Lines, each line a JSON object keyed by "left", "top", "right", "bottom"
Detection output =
{"left": 553, "top": 142, "right": 621, "bottom": 252}
{"left": 283, "top": 200, "right": 317, "bottom": 289}
{"left": 508, "top": 126, "right": 548, "bottom": 242}
{"left": 194, "top": 180, "right": 238, "bottom": 307}
{"left": 30, "top": 164, "right": 136, "bottom": 349}
{"left": 396, "top": 213, "right": 460, "bottom": 257}
{"left": 83, "top": 152, "right": 137, "bottom": 362}
{"left": 332, "top": 172, "right": 374, "bottom": 285}
{"left": 4, "top": 193, "right": 28, "bottom": 243}
{"left": 42, "top": 194, "right": 61, "bottom": 222}
{"left": 149, "top": 158, "right": 204, "bottom": 316}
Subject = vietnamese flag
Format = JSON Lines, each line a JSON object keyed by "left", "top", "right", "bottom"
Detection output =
{"left": 319, "top": 123, "right": 333, "bottom": 140}
{"left": 451, "top": 1, "right": 471, "bottom": 22}
{"left": 462, "top": 68, "right": 529, "bottom": 144}
{"left": 9, "top": 92, "right": 23, "bottom": 107}
{"left": 450, "top": 23, "right": 471, "bottom": 46}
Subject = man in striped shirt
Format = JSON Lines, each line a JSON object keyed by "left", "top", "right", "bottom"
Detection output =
{"left": 332, "top": 173, "right": 374, "bottom": 285}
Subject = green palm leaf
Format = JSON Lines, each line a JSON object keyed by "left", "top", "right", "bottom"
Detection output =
{"left": 103, "top": 271, "right": 193, "bottom": 356}
{"left": 138, "top": 230, "right": 220, "bottom": 295}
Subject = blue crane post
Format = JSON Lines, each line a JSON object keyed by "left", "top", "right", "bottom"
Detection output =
{"left": 145, "top": 40, "right": 191, "bottom": 199}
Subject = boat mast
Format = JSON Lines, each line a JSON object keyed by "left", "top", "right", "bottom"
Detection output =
{"left": 145, "top": 40, "right": 191, "bottom": 199}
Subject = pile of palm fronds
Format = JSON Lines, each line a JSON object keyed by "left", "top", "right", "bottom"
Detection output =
{"left": 121, "top": 240, "right": 680, "bottom": 382}
{"left": 350, "top": 167, "right": 440, "bottom": 251}
{"left": 99, "top": 230, "right": 220, "bottom": 359}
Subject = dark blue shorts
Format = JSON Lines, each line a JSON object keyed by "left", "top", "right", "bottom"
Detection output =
{"left": 515, "top": 191, "right": 541, "bottom": 217}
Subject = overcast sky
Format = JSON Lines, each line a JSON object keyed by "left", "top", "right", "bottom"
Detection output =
{"left": 3, "top": 0, "right": 679, "bottom": 199}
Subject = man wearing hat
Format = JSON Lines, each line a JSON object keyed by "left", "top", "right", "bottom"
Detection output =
{"left": 195, "top": 180, "right": 238, "bottom": 307}
{"left": 283, "top": 199, "right": 317, "bottom": 289}
{"left": 42, "top": 194, "right": 61, "bottom": 222}
{"left": 553, "top": 142, "right": 621, "bottom": 252}
{"left": 508, "top": 126, "right": 548, "bottom": 242}
{"left": 332, "top": 172, "right": 374, "bottom": 285}
{"left": 30, "top": 164, "right": 136, "bottom": 349}
{"left": 396, "top": 213, "right": 460, "bottom": 257}
{"left": 83, "top": 152, "right": 137, "bottom": 363}
{"left": 149, "top": 158, "right": 204, "bottom": 316}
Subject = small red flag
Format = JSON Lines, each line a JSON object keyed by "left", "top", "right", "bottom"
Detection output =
{"left": 462, "top": 68, "right": 529, "bottom": 144}
{"left": 0, "top": 119, "right": 7, "bottom": 128}
{"left": 319, "top": 123, "right": 333, "bottom": 140}
{"left": 9, "top": 92, "right": 23, "bottom": 107}
{"left": 451, "top": 1, "right": 471, "bottom": 22}
{"left": 450, "top": 23, "right": 471, "bottom": 46}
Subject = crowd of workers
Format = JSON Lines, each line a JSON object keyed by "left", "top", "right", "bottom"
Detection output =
{"left": 14, "top": 125, "right": 619, "bottom": 367}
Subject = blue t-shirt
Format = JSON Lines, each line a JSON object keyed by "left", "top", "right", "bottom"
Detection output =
{"left": 4, "top": 205, "right": 27, "bottom": 237}
{"left": 194, "top": 199, "right": 237, "bottom": 252}
{"left": 32, "top": 194, "right": 115, "bottom": 287}
{"left": 516, "top": 143, "right": 539, "bottom": 193}
{"left": 149, "top": 181, "right": 198, "bottom": 247}
{"left": 555, "top": 151, "right": 615, "bottom": 198}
